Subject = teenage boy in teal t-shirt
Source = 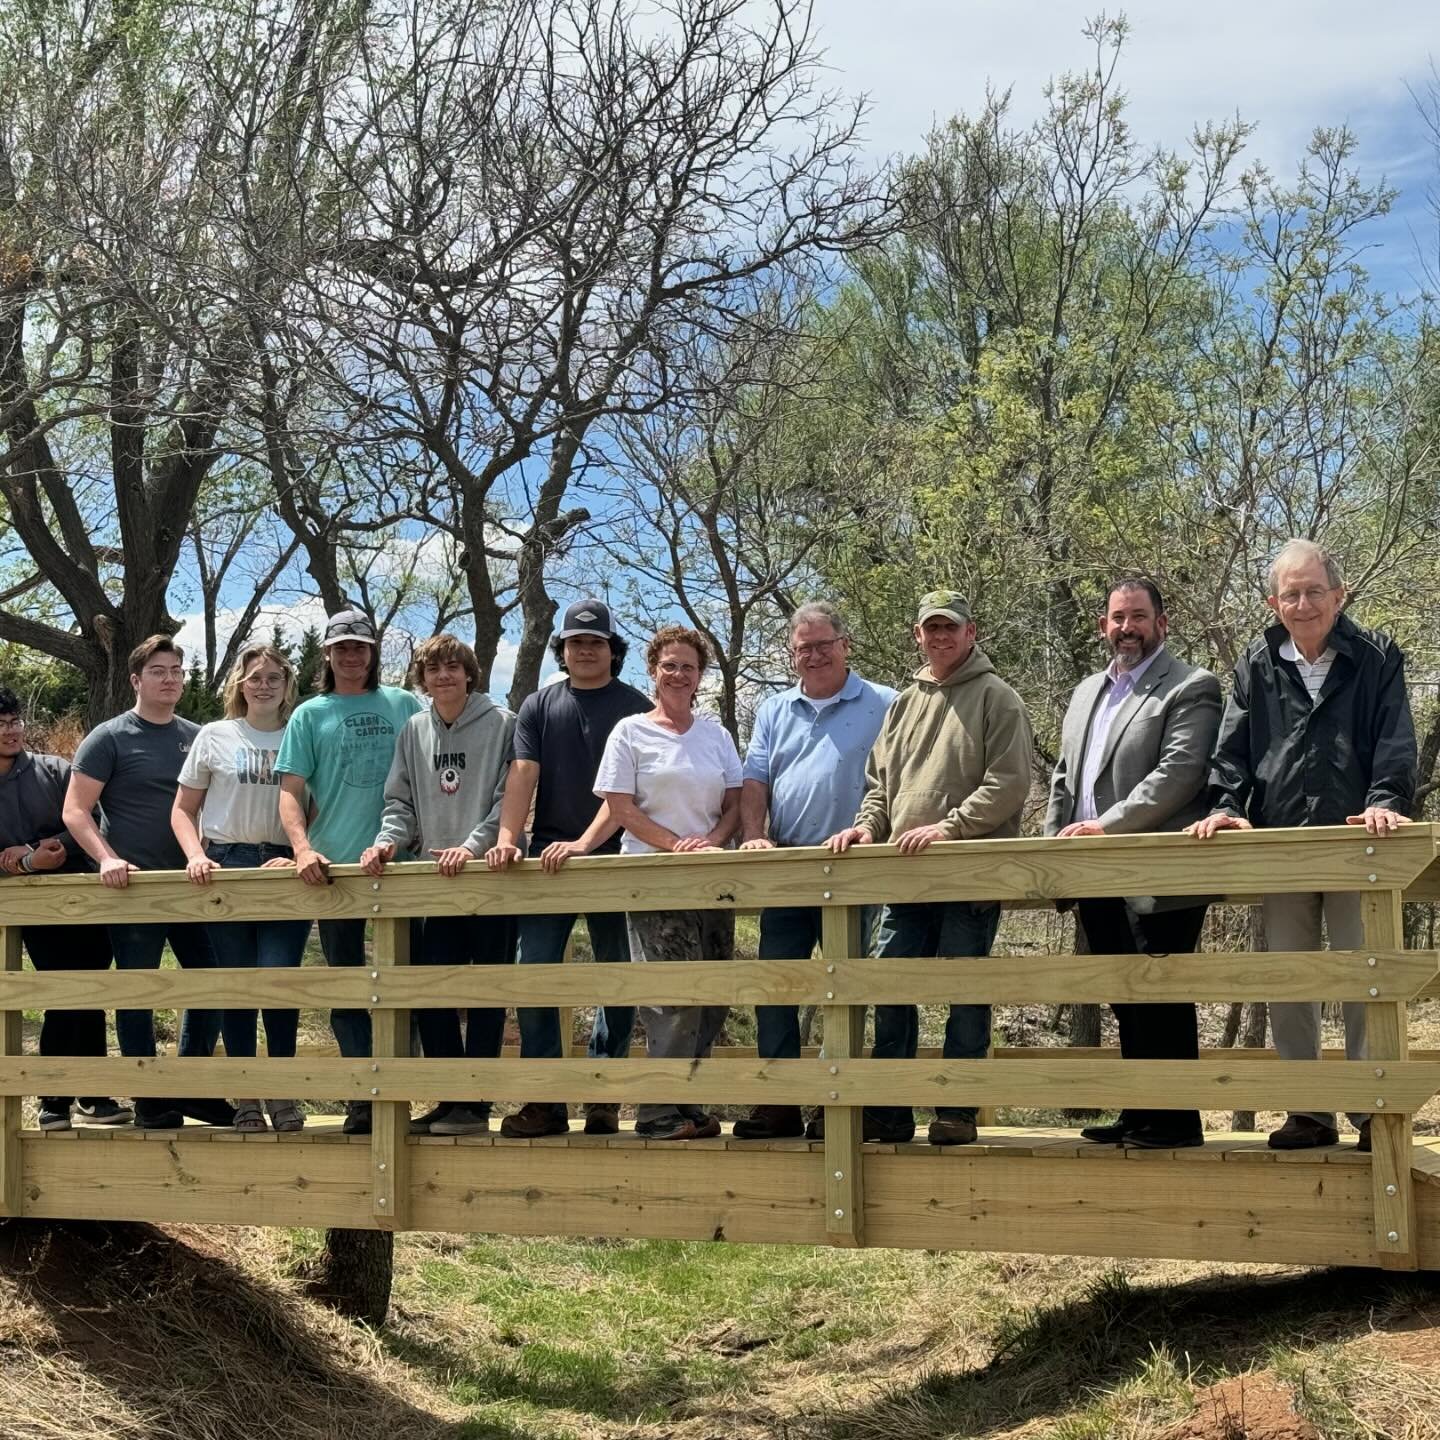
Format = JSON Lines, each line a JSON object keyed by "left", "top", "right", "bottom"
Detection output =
{"left": 276, "top": 609, "right": 421, "bottom": 1133}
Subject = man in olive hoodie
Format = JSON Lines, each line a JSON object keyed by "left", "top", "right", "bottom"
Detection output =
{"left": 361, "top": 634, "right": 517, "bottom": 1136}
{"left": 829, "top": 591, "right": 1033, "bottom": 1146}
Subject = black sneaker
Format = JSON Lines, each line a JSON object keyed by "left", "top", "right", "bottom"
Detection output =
{"left": 135, "top": 1106, "right": 186, "bottom": 1130}
{"left": 38, "top": 1103, "right": 72, "bottom": 1131}
{"left": 343, "top": 1101, "right": 373, "bottom": 1135}
{"left": 181, "top": 1098, "right": 236, "bottom": 1127}
{"left": 75, "top": 1099, "right": 133, "bottom": 1126}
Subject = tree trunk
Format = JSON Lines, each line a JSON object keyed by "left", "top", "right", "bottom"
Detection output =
{"left": 307, "top": 1228, "right": 394, "bottom": 1326}
{"left": 1068, "top": 1003, "right": 1102, "bottom": 1048}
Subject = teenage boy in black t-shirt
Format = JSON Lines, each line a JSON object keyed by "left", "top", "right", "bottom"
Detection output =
{"left": 485, "top": 600, "right": 648, "bottom": 1136}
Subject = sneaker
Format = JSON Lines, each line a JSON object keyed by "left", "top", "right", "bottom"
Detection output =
{"left": 342, "top": 1101, "right": 372, "bottom": 1135}
{"left": 181, "top": 1098, "right": 237, "bottom": 1127}
{"left": 583, "top": 1103, "right": 620, "bottom": 1135}
{"left": 635, "top": 1115, "right": 698, "bottom": 1141}
{"left": 804, "top": 1113, "right": 825, "bottom": 1140}
{"left": 135, "top": 1106, "right": 186, "bottom": 1130}
{"left": 1356, "top": 1119, "right": 1372, "bottom": 1153}
{"left": 75, "top": 1099, "right": 133, "bottom": 1126}
{"left": 38, "top": 1104, "right": 72, "bottom": 1131}
{"left": 500, "top": 1103, "right": 570, "bottom": 1138}
{"left": 409, "top": 1104, "right": 451, "bottom": 1135}
{"left": 680, "top": 1107, "right": 721, "bottom": 1139}
{"left": 928, "top": 1116, "right": 978, "bottom": 1146}
{"left": 732, "top": 1105, "right": 805, "bottom": 1140}
{"left": 266, "top": 1101, "right": 305, "bottom": 1133}
{"left": 232, "top": 1101, "right": 267, "bottom": 1133}
{"left": 430, "top": 1105, "right": 491, "bottom": 1136}
{"left": 1267, "top": 1115, "right": 1339, "bottom": 1151}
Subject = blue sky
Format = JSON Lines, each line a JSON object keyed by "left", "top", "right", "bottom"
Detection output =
{"left": 177, "top": 2, "right": 1439, "bottom": 695}
{"left": 814, "top": 0, "right": 1437, "bottom": 298}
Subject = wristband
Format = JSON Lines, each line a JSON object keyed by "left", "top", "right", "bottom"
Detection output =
{"left": 20, "top": 849, "right": 35, "bottom": 873}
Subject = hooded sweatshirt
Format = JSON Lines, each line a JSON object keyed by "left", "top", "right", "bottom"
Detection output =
{"left": 375, "top": 692, "right": 518, "bottom": 857}
{"left": 854, "top": 647, "right": 1033, "bottom": 842}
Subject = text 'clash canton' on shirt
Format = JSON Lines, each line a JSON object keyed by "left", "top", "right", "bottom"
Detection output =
{"left": 274, "top": 686, "right": 423, "bottom": 862}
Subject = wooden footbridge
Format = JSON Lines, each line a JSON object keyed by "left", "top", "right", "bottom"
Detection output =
{"left": 3, "top": 824, "right": 1440, "bottom": 1272}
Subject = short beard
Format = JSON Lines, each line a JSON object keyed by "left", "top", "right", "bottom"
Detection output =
{"left": 1109, "top": 633, "right": 1159, "bottom": 672}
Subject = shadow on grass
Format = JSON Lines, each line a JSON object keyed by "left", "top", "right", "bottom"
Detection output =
{"left": 806, "top": 1265, "right": 1440, "bottom": 1440}
{"left": 0, "top": 1219, "right": 544, "bottom": 1440}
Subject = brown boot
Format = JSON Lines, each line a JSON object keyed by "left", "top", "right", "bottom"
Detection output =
{"left": 731, "top": 1105, "right": 805, "bottom": 1140}
{"left": 583, "top": 1102, "right": 620, "bottom": 1135}
{"left": 500, "top": 1102, "right": 570, "bottom": 1138}
{"left": 1267, "top": 1114, "right": 1339, "bottom": 1150}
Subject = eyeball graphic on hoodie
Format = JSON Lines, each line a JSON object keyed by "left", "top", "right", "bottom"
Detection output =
{"left": 439, "top": 765, "right": 461, "bottom": 796}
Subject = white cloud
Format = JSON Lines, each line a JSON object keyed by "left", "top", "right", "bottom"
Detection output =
{"left": 817, "top": 1, "right": 1435, "bottom": 171}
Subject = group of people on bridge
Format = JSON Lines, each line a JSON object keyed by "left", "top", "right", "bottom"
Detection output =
{"left": 0, "top": 537, "right": 1416, "bottom": 1149}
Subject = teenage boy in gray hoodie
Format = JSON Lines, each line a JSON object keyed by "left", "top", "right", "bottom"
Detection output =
{"left": 361, "top": 635, "right": 517, "bottom": 1135}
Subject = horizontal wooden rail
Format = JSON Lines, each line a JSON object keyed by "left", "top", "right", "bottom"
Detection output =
{"left": 3, "top": 949, "right": 1435, "bottom": 1009}
{"left": 2, "top": 1056, "right": 1436, "bottom": 1113}
{"left": 0, "top": 824, "right": 1433, "bottom": 926}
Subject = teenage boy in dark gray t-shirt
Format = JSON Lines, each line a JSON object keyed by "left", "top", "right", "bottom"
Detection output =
{"left": 486, "top": 599, "right": 649, "bottom": 1137}
{"left": 65, "top": 637, "right": 230, "bottom": 1129}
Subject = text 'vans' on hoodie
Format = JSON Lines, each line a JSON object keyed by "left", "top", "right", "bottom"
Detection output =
{"left": 376, "top": 692, "right": 518, "bottom": 857}
{"left": 855, "top": 647, "right": 1033, "bottom": 842}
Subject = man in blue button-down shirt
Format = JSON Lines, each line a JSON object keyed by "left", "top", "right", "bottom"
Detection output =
{"left": 734, "top": 601, "right": 897, "bottom": 1139}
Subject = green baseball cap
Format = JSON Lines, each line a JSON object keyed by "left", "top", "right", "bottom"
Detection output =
{"left": 916, "top": 589, "right": 972, "bottom": 625}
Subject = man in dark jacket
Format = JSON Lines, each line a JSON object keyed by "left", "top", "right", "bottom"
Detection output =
{"left": 0, "top": 688, "right": 127, "bottom": 1131}
{"left": 1189, "top": 539, "right": 1416, "bottom": 1152}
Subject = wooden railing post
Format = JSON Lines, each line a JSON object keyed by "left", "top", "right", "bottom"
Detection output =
{"left": 821, "top": 905, "right": 864, "bottom": 1247}
{"left": 1363, "top": 888, "right": 1416, "bottom": 1270}
{"left": 0, "top": 926, "right": 21, "bottom": 1217}
{"left": 370, "top": 917, "right": 412, "bottom": 1230}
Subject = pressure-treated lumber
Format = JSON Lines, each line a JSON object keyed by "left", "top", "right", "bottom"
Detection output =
{"left": 0, "top": 825, "right": 1433, "bottom": 926}
{"left": 0, "top": 926, "right": 21, "bottom": 1216}
{"left": 1364, "top": 889, "right": 1416, "bottom": 1270}
{"left": 821, "top": 906, "right": 864, "bottom": 1247}
{"left": 4, "top": 1055, "right": 1436, "bottom": 1112}
{"left": 6, "top": 948, "right": 1433, "bottom": 1010}
{"left": 370, "top": 917, "right": 410, "bottom": 1228}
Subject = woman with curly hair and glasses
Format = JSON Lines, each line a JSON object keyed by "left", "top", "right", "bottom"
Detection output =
{"left": 583, "top": 625, "right": 742, "bottom": 1140}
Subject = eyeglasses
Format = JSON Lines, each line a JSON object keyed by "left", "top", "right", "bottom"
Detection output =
{"left": 325, "top": 621, "right": 376, "bottom": 640}
{"left": 656, "top": 661, "right": 700, "bottom": 677}
{"left": 792, "top": 639, "right": 844, "bottom": 659}
{"left": 1276, "top": 587, "right": 1336, "bottom": 608}
{"left": 0, "top": 717, "right": 24, "bottom": 734}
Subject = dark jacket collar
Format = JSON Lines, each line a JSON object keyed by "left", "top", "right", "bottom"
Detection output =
{"left": 1263, "top": 608, "right": 1359, "bottom": 663}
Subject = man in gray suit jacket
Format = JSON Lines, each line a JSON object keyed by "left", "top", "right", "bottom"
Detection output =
{"left": 1046, "top": 577, "right": 1222, "bottom": 1148}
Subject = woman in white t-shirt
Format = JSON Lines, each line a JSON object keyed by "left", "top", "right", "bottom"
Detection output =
{"left": 590, "top": 625, "right": 742, "bottom": 1141}
{"left": 171, "top": 644, "right": 310, "bottom": 1133}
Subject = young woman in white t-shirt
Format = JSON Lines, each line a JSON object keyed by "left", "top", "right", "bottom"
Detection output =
{"left": 588, "top": 625, "right": 742, "bottom": 1141}
{"left": 171, "top": 644, "right": 310, "bottom": 1133}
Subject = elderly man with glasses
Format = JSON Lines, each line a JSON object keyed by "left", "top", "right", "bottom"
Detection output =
{"left": 1189, "top": 538, "right": 1417, "bottom": 1152}
{"left": 732, "top": 601, "right": 897, "bottom": 1140}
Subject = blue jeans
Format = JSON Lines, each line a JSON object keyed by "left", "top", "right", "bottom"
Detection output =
{"left": 871, "top": 900, "right": 1002, "bottom": 1129}
{"left": 515, "top": 910, "right": 635, "bottom": 1060}
{"left": 24, "top": 922, "right": 113, "bottom": 1112}
{"left": 754, "top": 905, "right": 878, "bottom": 1059}
{"left": 108, "top": 922, "right": 222, "bottom": 1061}
{"left": 205, "top": 843, "right": 311, "bottom": 1059}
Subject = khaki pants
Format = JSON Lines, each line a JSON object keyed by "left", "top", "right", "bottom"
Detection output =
{"left": 1262, "top": 892, "right": 1366, "bottom": 1130}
